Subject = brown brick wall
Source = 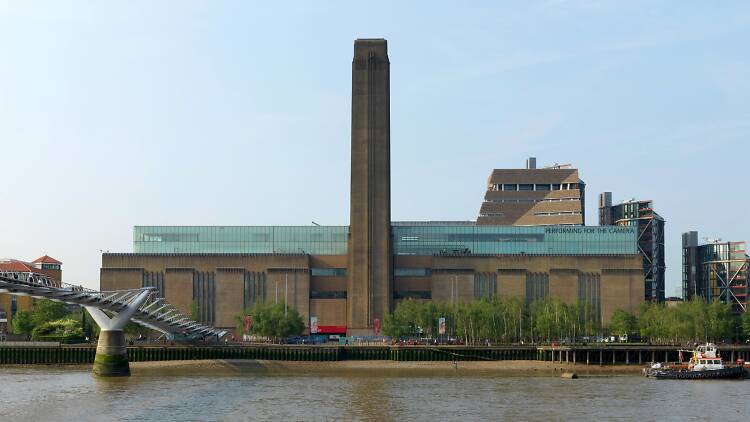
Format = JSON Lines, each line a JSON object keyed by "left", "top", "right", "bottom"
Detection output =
{"left": 549, "top": 268, "right": 578, "bottom": 304}
{"left": 310, "top": 299, "right": 346, "bottom": 327}
{"left": 215, "top": 269, "right": 244, "bottom": 329}
{"left": 164, "top": 269, "right": 193, "bottom": 315}
{"left": 100, "top": 268, "right": 143, "bottom": 291}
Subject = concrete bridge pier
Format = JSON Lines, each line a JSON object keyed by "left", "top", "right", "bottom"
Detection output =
{"left": 86, "top": 289, "right": 151, "bottom": 377}
{"left": 93, "top": 330, "right": 130, "bottom": 376}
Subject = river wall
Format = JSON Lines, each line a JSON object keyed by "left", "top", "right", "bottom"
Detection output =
{"left": 1, "top": 344, "right": 749, "bottom": 365}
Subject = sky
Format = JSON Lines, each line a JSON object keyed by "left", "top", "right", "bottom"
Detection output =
{"left": 1, "top": 1, "right": 749, "bottom": 293}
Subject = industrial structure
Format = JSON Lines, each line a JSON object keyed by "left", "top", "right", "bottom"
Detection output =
{"left": 100, "top": 39, "right": 645, "bottom": 336}
{"left": 477, "top": 158, "right": 586, "bottom": 226}
{"left": 599, "top": 193, "right": 666, "bottom": 303}
{"left": 682, "top": 231, "right": 749, "bottom": 313}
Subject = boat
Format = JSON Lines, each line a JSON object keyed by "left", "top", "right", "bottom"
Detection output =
{"left": 643, "top": 343, "right": 747, "bottom": 380}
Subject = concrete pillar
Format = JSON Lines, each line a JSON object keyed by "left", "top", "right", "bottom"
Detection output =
{"left": 612, "top": 350, "right": 616, "bottom": 365}
{"left": 652, "top": 351, "right": 655, "bottom": 362}
{"left": 626, "top": 351, "right": 629, "bottom": 365}
{"left": 638, "top": 351, "right": 642, "bottom": 364}
{"left": 93, "top": 330, "right": 130, "bottom": 377}
{"left": 566, "top": 350, "right": 569, "bottom": 363}
{"left": 599, "top": 349, "right": 602, "bottom": 366}
{"left": 586, "top": 350, "right": 590, "bottom": 365}
{"left": 86, "top": 289, "right": 152, "bottom": 377}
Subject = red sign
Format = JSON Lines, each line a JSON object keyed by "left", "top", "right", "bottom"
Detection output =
{"left": 316, "top": 325, "right": 347, "bottom": 334}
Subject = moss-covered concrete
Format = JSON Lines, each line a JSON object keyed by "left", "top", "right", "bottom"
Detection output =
{"left": 93, "top": 330, "right": 130, "bottom": 377}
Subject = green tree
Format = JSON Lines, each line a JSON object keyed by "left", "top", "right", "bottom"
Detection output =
{"left": 12, "top": 300, "right": 69, "bottom": 336}
{"left": 742, "top": 311, "right": 750, "bottom": 339}
{"left": 11, "top": 309, "right": 34, "bottom": 335}
{"left": 608, "top": 309, "right": 637, "bottom": 337}
{"left": 30, "top": 300, "right": 68, "bottom": 327}
{"left": 238, "top": 302, "right": 304, "bottom": 341}
{"left": 189, "top": 301, "right": 200, "bottom": 321}
{"left": 32, "top": 318, "right": 85, "bottom": 342}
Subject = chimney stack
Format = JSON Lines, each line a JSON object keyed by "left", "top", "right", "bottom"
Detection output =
{"left": 526, "top": 157, "right": 537, "bottom": 169}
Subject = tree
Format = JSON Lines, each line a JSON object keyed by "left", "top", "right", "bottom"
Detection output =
{"left": 742, "top": 312, "right": 750, "bottom": 339}
{"left": 31, "top": 300, "right": 69, "bottom": 327}
{"left": 239, "top": 302, "right": 304, "bottom": 341}
{"left": 32, "top": 318, "right": 85, "bottom": 342}
{"left": 12, "top": 300, "right": 69, "bottom": 336}
{"left": 12, "top": 309, "right": 34, "bottom": 335}
{"left": 608, "top": 309, "right": 637, "bottom": 337}
{"left": 189, "top": 301, "right": 200, "bottom": 321}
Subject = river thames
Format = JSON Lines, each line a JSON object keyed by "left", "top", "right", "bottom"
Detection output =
{"left": 1, "top": 365, "right": 747, "bottom": 421}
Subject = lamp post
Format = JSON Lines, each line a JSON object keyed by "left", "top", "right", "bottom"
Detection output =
{"left": 285, "top": 273, "right": 288, "bottom": 317}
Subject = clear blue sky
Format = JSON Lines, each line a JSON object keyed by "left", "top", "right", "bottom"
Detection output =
{"left": 1, "top": 1, "right": 748, "bottom": 293}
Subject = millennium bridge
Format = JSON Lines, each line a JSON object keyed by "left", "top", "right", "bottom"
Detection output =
{"left": 0, "top": 271, "right": 227, "bottom": 376}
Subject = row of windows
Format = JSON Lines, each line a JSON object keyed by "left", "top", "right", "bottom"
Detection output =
{"left": 393, "top": 225, "right": 636, "bottom": 256}
{"left": 485, "top": 198, "right": 580, "bottom": 204}
{"left": 532, "top": 211, "right": 583, "bottom": 217}
{"left": 310, "top": 291, "right": 347, "bottom": 299}
{"left": 134, "top": 226, "right": 348, "bottom": 255}
{"left": 310, "top": 268, "right": 347, "bottom": 277}
{"left": 578, "top": 272, "right": 601, "bottom": 323}
{"left": 474, "top": 272, "right": 497, "bottom": 300}
{"left": 133, "top": 225, "right": 636, "bottom": 256}
{"left": 394, "top": 291, "right": 431, "bottom": 299}
{"left": 244, "top": 272, "right": 267, "bottom": 310}
{"left": 143, "top": 271, "right": 165, "bottom": 298}
{"left": 489, "top": 183, "right": 582, "bottom": 192}
{"left": 394, "top": 268, "right": 431, "bottom": 277}
{"left": 193, "top": 272, "right": 216, "bottom": 326}
{"left": 525, "top": 273, "right": 549, "bottom": 304}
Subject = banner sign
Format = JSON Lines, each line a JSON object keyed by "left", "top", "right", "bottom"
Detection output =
{"left": 310, "top": 316, "right": 318, "bottom": 334}
{"left": 438, "top": 317, "right": 446, "bottom": 335}
{"left": 373, "top": 318, "right": 381, "bottom": 335}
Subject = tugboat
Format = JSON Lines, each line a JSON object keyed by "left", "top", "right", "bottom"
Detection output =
{"left": 644, "top": 343, "right": 747, "bottom": 380}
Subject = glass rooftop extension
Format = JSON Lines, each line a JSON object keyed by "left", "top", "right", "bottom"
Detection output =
{"left": 133, "top": 226, "right": 349, "bottom": 255}
{"left": 392, "top": 225, "right": 637, "bottom": 255}
{"left": 134, "top": 225, "right": 637, "bottom": 256}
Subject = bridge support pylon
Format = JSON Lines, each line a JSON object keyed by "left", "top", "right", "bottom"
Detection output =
{"left": 85, "top": 289, "right": 151, "bottom": 377}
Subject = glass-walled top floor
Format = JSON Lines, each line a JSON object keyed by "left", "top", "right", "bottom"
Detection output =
{"left": 392, "top": 225, "right": 637, "bottom": 255}
{"left": 134, "top": 224, "right": 637, "bottom": 256}
{"left": 134, "top": 226, "right": 348, "bottom": 255}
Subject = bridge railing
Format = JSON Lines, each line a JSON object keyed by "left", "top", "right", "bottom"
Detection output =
{"left": 0, "top": 271, "right": 227, "bottom": 338}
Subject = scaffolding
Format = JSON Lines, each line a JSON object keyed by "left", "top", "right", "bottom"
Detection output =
{"left": 702, "top": 243, "right": 749, "bottom": 313}
{"left": 601, "top": 196, "right": 665, "bottom": 302}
